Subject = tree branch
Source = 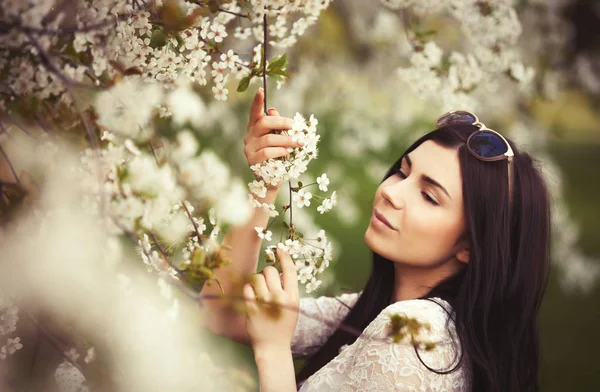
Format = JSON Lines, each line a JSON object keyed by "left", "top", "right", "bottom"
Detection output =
{"left": 0, "top": 13, "right": 134, "bottom": 36}
{"left": 0, "top": 143, "right": 20, "bottom": 184}
{"left": 182, "top": 201, "right": 205, "bottom": 247}
{"left": 218, "top": 7, "right": 249, "bottom": 18}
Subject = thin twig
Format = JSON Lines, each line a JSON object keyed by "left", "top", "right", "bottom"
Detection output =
{"left": 149, "top": 231, "right": 183, "bottom": 274}
{"left": 40, "top": 0, "right": 70, "bottom": 26}
{"left": 182, "top": 201, "right": 205, "bottom": 246}
{"left": 66, "top": 86, "right": 107, "bottom": 223}
{"left": 0, "top": 367, "right": 18, "bottom": 392}
{"left": 0, "top": 144, "right": 20, "bottom": 184}
{"left": 196, "top": 33, "right": 251, "bottom": 70}
{"left": 288, "top": 181, "right": 293, "bottom": 228}
{"left": 24, "top": 32, "right": 100, "bottom": 92}
{"left": 109, "top": 214, "right": 185, "bottom": 282}
{"left": 262, "top": 14, "right": 268, "bottom": 114}
{"left": 27, "top": 330, "right": 41, "bottom": 390}
{"left": 401, "top": 9, "right": 419, "bottom": 51}
{"left": 2, "top": 117, "right": 36, "bottom": 138}
{"left": 24, "top": 311, "right": 85, "bottom": 374}
{"left": 218, "top": 7, "right": 249, "bottom": 18}
{"left": 0, "top": 13, "right": 134, "bottom": 36}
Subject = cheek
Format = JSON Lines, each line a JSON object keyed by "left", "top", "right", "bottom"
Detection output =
{"left": 402, "top": 205, "right": 462, "bottom": 252}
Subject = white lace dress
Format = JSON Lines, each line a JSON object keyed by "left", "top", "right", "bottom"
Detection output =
{"left": 291, "top": 293, "right": 471, "bottom": 391}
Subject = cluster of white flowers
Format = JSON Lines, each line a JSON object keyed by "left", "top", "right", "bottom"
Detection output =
{"left": 80, "top": 76, "right": 253, "bottom": 282}
{"left": 249, "top": 113, "right": 320, "bottom": 187}
{"left": 248, "top": 0, "right": 333, "bottom": 48}
{"left": 0, "top": 294, "right": 21, "bottom": 360}
{"left": 381, "top": 0, "right": 535, "bottom": 110}
{"left": 261, "top": 230, "right": 333, "bottom": 293}
{"left": 246, "top": 113, "right": 335, "bottom": 292}
{"left": 0, "top": 0, "right": 333, "bottom": 110}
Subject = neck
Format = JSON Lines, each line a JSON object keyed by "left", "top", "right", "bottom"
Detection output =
{"left": 392, "top": 259, "right": 463, "bottom": 303}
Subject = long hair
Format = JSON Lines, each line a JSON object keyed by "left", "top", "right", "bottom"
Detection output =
{"left": 296, "top": 125, "right": 552, "bottom": 392}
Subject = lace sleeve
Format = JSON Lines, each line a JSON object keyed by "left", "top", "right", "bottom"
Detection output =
{"left": 338, "top": 299, "right": 468, "bottom": 391}
{"left": 291, "top": 292, "right": 360, "bottom": 359}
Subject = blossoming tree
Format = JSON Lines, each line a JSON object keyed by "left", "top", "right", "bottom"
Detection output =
{"left": 0, "top": 0, "right": 597, "bottom": 390}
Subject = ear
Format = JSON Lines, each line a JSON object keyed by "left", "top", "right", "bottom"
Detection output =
{"left": 455, "top": 231, "right": 470, "bottom": 264}
{"left": 456, "top": 246, "right": 470, "bottom": 264}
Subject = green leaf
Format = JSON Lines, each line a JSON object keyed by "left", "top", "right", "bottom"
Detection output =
{"left": 268, "top": 68, "right": 291, "bottom": 78}
{"left": 267, "top": 53, "right": 288, "bottom": 71}
{"left": 208, "top": 0, "right": 220, "bottom": 13}
{"left": 192, "top": 249, "right": 207, "bottom": 266}
{"left": 414, "top": 29, "right": 437, "bottom": 42}
{"left": 237, "top": 75, "right": 252, "bottom": 92}
{"left": 174, "top": 33, "right": 184, "bottom": 47}
{"left": 149, "top": 29, "right": 168, "bottom": 49}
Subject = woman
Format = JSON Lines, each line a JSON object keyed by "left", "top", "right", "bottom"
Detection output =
{"left": 202, "top": 88, "right": 551, "bottom": 392}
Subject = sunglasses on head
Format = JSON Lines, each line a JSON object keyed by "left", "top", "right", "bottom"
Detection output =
{"left": 435, "top": 110, "right": 514, "bottom": 212}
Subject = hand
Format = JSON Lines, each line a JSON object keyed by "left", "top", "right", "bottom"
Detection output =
{"left": 243, "top": 247, "right": 300, "bottom": 350}
{"left": 243, "top": 88, "right": 303, "bottom": 190}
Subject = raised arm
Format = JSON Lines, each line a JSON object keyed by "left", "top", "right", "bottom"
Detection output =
{"left": 200, "top": 88, "right": 302, "bottom": 344}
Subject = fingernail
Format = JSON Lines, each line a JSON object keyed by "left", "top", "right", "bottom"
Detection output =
{"left": 258, "top": 87, "right": 264, "bottom": 93}
{"left": 268, "top": 107, "right": 275, "bottom": 112}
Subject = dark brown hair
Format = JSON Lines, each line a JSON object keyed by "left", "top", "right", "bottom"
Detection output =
{"left": 297, "top": 125, "right": 551, "bottom": 391}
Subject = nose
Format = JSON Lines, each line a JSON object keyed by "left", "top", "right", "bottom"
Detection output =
{"left": 380, "top": 180, "right": 406, "bottom": 210}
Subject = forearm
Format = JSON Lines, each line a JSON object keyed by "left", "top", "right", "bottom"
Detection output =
{"left": 254, "top": 345, "right": 297, "bottom": 392}
{"left": 202, "top": 186, "right": 277, "bottom": 295}
{"left": 200, "top": 186, "right": 278, "bottom": 339}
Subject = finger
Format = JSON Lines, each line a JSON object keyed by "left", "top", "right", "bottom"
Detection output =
{"left": 278, "top": 247, "right": 299, "bottom": 298}
{"left": 247, "top": 134, "right": 303, "bottom": 152}
{"left": 250, "top": 273, "right": 270, "bottom": 301}
{"left": 267, "top": 108, "right": 280, "bottom": 117}
{"left": 247, "top": 147, "right": 291, "bottom": 165}
{"left": 251, "top": 116, "right": 294, "bottom": 137}
{"left": 243, "top": 283, "right": 259, "bottom": 314}
{"left": 248, "top": 88, "right": 264, "bottom": 126}
{"left": 262, "top": 266, "right": 283, "bottom": 293}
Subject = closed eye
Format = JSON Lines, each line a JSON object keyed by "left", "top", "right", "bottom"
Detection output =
{"left": 397, "top": 170, "right": 439, "bottom": 206}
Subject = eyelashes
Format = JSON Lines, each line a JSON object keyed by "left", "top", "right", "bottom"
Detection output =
{"left": 396, "top": 170, "right": 439, "bottom": 206}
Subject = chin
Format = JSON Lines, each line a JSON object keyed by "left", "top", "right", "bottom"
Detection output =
{"left": 364, "top": 226, "right": 382, "bottom": 255}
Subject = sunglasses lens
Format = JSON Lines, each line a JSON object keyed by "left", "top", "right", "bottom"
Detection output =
{"left": 437, "top": 112, "right": 478, "bottom": 127}
{"left": 468, "top": 131, "right": 508, "bottom": 158}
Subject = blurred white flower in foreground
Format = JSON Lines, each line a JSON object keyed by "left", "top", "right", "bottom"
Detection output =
{"left": 0, "top": 135, "right": 255, "bottom": 391}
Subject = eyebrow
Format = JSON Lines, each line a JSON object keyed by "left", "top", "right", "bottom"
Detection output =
{"left": 403, "top": 155, "right": 452, "bottom": 201}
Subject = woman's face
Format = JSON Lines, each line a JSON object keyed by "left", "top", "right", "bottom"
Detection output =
{"left": 364, "top": 140, "right": 468, "bottom": 268}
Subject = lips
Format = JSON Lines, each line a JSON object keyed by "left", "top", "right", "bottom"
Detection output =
{"left": 374, "top": 209, "right": 397, "bottom": 231}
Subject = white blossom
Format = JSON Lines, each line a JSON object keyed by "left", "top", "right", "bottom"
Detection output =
{"left": 306, "top": 278, "right": 322, "bottom": 293}
{"left": 316, "top": 173, "right": 330, "bottom": 192}
{"left": 64, "top": 347, "right": 80, "bottom": 362}
{"left": 166, "top": 83, "right": 207, "bottom": 127}
{"left": 0, "top": 337, "right": 22, "bottom": 359}
{"left": 249, "top": 180, "right": 268, "bottom": 199}
{"left": 293, "top": 189, "right": 312, "bottom": 208}
{"left": 317, "top": 198, "right": 333, "bottom": 214}
{"left": 84, "top": 347, "right": 96, "bottom": 364}
{"left": 254, "top": 227, "right": 273, "bottom": 241}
